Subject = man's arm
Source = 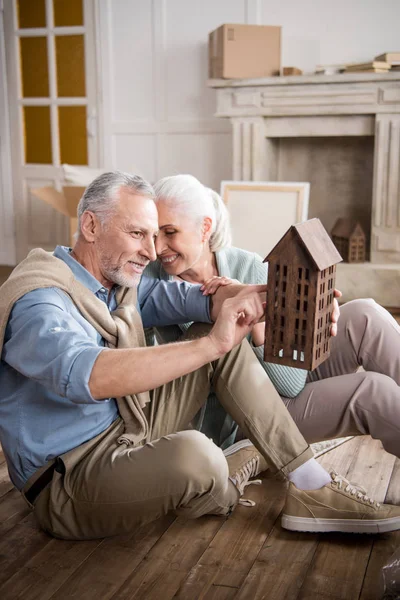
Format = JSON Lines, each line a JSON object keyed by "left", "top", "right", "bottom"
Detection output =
{"left": 89, "top": 289, "right": 266, "bottom": 399}
{"left": 3, "top": 289, "right": 106, "bottom": 404}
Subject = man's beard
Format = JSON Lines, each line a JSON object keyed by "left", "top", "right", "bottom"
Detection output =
{"left": 98, "top": 251, "right": 141, "bottom": 288}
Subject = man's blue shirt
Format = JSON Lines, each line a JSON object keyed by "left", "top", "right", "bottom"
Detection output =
{"left": 0, "top": 246, "right": 211, "bottom": 489}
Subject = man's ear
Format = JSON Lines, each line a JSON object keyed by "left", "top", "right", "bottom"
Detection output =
{"left": 80, "top": 211, "right": 99, "bottom": 242}
{"left": 202, "top": 216, "right": 213, "bottom": 242}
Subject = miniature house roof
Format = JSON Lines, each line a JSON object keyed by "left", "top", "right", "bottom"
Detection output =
{"left": 264, "top": 218, "right": 343, "bottom": 271}
{"left": 331, "top": 218, "right": 365, "bottom": 239}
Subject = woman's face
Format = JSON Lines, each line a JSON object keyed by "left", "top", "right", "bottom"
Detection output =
{"left": 155, "top": 201, "right": 207, "bottom": 276}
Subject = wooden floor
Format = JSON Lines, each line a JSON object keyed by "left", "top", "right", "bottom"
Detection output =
{"left": 0, "top": 436, "right": 399, "bottom": 600}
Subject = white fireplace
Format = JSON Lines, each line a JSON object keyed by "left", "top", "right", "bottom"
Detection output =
{"left": 209, "top": 72, "right": 400, "bottom": 306}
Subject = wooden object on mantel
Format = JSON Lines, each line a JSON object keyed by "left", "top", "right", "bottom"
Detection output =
{"left": 331, "top": 218, "right": 366, "bottom": 263}
{"left": 264, "top": 218, "right": 342, "bottom": 371}
{"left": 283, "top": 66, "right": 303, "bottom": 76}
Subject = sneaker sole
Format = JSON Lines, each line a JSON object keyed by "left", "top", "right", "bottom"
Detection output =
{"left": 281, "top": 514, "right": 400, "bottom": 534}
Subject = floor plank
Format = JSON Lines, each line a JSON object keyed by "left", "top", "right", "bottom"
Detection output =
{"left": 0, "top": 488, "right": 31, "bottom": 536}
{"left": 110, "top": 515, "right": 224, "bottom": 600}
{"left": 175, "top": 475, "right": 285, "bottom": 599}
{"left": 0, "top": 537, "right": 102, "bottom": 600}
{"left": 359, "top": 458, "right": 400, "bottom": 600}
{"left": 49, "top": 515, "right": 176, "bottom": 600}
{"left": 0, "top": 513, "right": 52, "bottom": 589}
{"left": 0, "top": 461, "right": 14, "bottom": 499}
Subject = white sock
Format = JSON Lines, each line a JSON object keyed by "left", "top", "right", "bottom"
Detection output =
{"left": 288, "top": 458, "right": 332, "bottom": 490}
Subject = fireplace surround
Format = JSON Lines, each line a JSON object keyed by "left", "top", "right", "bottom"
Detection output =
{"left": 209, "top": 72, "right": 400, "bottom": 306}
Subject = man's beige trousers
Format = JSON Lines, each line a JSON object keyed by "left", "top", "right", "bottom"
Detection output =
{"left": 30, "top": 335, "right": 312, "bottom": 540}
{"left": 284, "top": 299, "right": 400, "bottom": 459}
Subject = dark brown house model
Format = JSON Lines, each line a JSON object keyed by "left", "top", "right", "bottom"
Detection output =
{"left": 264, "top": 218, "right": 343, "bottom": 371}
{"left": 331, "top": 218, "right": 366, "bottom": 263}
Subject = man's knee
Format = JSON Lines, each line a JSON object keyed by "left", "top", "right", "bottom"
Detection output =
{"left": 168, "top": 430, "right": 228, "bottom": 488}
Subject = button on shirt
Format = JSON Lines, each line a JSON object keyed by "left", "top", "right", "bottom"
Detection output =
{"left": 0, "top": 246, "right": 212, "bottom": 489}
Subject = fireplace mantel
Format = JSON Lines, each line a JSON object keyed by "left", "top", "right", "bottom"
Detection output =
{"left": 209, "top": 73, "right": 400, "bottom": 306}
{"left": 209, "top": 72, "right": 400, "bottom": 115}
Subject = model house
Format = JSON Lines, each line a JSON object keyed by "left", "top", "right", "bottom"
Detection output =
{"left": 264, "top": 218, "right": 343, "bottom": 371}
{"left": 331, "top": 218, "right": 366, "bottom": 263}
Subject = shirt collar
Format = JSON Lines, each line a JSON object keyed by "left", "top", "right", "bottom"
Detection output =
{"left": 53, "top": 245, "right": 110, "bottom": 295}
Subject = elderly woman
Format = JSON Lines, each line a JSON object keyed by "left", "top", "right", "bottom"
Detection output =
{"left": 144, "top": 174, "right": 400, "bottom": 461}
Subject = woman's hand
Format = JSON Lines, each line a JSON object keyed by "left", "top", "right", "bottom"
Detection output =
{"left": 330, "top": 288, "right": 342, "bottom": 336}
{"left": 200, "top": 275, "right": 239, "bottom": 296}
{"left": 251, "top": 321, "right": 265, "bottom": 347}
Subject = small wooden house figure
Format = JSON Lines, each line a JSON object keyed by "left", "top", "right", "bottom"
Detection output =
{"left": 331, "top": 218, "right": 366, "bottom": 263}
{"left": 264, "top": 218, "right": 342, "bottom": 371}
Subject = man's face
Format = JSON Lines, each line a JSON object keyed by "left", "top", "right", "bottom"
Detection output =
{"left": 95, "top": 188, "right": 158, "bottom": 288}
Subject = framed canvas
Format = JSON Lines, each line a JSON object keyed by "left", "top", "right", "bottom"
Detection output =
{"left": 220, "top": 181, "right": 310, "bottom": 258}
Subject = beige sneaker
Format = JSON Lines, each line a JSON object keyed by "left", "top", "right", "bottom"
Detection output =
{"left": 224, "top": 440, "right": 268, "bottom": 506}
{"left": 282, "top": 471, "right": 400, "bottom": 534}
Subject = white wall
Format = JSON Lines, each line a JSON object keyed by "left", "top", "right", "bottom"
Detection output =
{"left": 98, "top": 0, "right": 400, "bottom": 190}
{"left": 0, "top": 3, "right": 16, "bottom": 265}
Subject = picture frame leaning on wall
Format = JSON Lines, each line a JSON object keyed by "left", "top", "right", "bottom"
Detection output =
{"left": 220, "top": 181, "right": 310, "bottom": 258}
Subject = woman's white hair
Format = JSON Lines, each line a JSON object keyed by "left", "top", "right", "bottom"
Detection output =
{"left": 76, "top": 170, "right": 154, "bottom": 235}
{"left": 153, "top": 174, "right": 232, "bottom": 252}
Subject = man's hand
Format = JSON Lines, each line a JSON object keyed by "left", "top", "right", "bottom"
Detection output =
{"left": 330, "top": 288, "right": 342, "bottom": 336}
{"left": 210, "top": 282, "right": 267, "bottom": 322}
{"left": 207, "top": 290, "right": 266, "bottom": 356}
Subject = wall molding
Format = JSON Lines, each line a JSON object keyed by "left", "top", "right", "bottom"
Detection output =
{"left": 111, "top": 119, "right": 232, "bottom": 135}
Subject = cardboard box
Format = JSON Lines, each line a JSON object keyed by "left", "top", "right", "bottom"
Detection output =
{"left": 208, "top": 23, "right": 281, "bottom": 79}
{"left": 31, "top": 186, "right": 85, "bottom": 247}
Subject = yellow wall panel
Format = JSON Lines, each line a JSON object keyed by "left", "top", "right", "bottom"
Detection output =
{"left": 17, "top": 0, "right": 46, "bottom": 28}
{"left": 58, "top": 106, "right": 88, "bottom": 165}
{"left": 53, "top": 0, "right": 83, "bottom": 27}
{"left": 55, "top": 35, "right": 86, "bottom": 97}
{"left": 23, "top": 106, "right": 52, "bottom": 164}
{"left": 20, "top": 37, "right": 49, "bottom": 97}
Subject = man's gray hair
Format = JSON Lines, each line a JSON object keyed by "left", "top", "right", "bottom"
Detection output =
{"left": 76, "top": 171, "right": 154, "bottom": 234}
{"left": 153, "top": 174, "right": 232, "bottom": 252}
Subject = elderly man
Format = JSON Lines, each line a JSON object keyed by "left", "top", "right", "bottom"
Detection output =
{"left": 0, "top": 171, "right": 399, "bottom": 540}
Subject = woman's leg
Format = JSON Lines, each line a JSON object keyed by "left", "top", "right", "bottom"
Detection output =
{"left": 309, "top": 298, "right": 400, "bottom": 382}
{"left": 284, "top": 299, "right": 400, "bottom": 457}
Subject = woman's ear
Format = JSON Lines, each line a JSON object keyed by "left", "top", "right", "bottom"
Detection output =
{"left": 202, "top": 216, "right": 213, "bottom": 242}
